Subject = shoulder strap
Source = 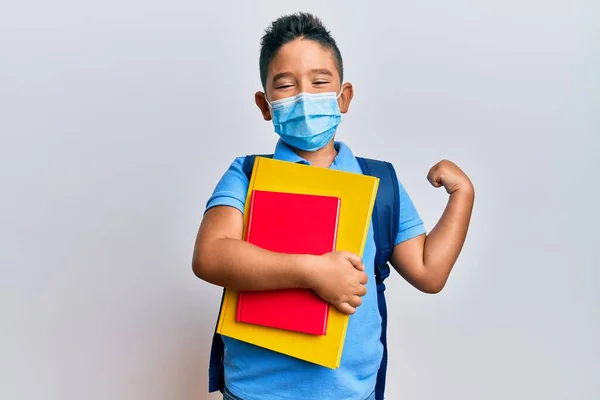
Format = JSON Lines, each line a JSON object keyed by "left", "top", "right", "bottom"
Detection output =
{"left": 242, "top": 154, "right": 273, "bottom": 180}
{"left": 208, "top": 289, "right": 226, "bottom": 393}
{"left": 356, "top": 156, "right": 400, "bottom": 400}
{"left": 355, "top": 157, "right": 400, "bottom": 284}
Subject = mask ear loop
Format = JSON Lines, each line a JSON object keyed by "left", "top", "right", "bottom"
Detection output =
{"left": 336, "top": 83, "right": 345, "bottom": 99}
{"left": 263, "top": 93, "right": 273, "bottom": 109}
{"left": 262, "top": 93, "right": 274, "bottom": 121}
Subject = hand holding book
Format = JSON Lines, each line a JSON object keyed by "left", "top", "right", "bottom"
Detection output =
{"left": 304, "top": 251, "right": 367, "bottom": 315}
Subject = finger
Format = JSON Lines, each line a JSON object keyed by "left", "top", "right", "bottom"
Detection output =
{"left": 358, "top": 271, "right": 368, "bottom": 284}
{"left": 345, "top": 253, "right": 364, "bottom": 271}
{"left": 357, "top": 284, "right": 367, "bottom": 296}
{"left": 427, "top": 170, "right": 436, "bottom": 183}
{"left": 347, "top": 295, "right": 363, "bottom": 308}
{"left": 336, "top": 302, "right": 356, "bottom": 315}
{"left": 428, "top": 171, "right": 443, "bottom": 188}
{"left": 426, "top": 165, "right": 437, "bottom": 182}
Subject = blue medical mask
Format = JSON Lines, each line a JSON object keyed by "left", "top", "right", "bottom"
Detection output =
{"left": 265, "top": 91, "right": 343, "bottom": 152}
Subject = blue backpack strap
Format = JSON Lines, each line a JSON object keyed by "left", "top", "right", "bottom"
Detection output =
{"left": 208, "top": 153, "right": 273, "bottom": 394}
{"left": 356, "top": 157, "right": 400, "bottom": 400}
{"left": 242, "top": 154, "right": 273, "bottom": 179}
{"left": 208, "top": 289, "right": 226, "bottom": 393}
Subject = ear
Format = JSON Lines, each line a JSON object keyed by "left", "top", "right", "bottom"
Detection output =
{"left": 338, "top": 82, "right": 354, "bottom": 114}
{"left": 255, "top": 91, "right": 272, "bottom": 121}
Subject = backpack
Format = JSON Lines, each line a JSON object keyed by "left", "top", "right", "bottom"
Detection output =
{"left": 208, "top": 154, "right": 400, "bottom": 400}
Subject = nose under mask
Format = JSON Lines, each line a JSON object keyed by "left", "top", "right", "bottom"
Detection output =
{"left": 265, "top": 91, "right": 343, "bottom": 152}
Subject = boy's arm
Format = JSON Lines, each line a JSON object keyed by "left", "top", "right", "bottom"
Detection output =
{"left": 192, "top": 205, "right": 368, "bottom": 315}
{"left": 193, "top": 205, "right": 312, "bottom": 290}
{"left": 390, "top": 160, "right": 474, "bottom": 294}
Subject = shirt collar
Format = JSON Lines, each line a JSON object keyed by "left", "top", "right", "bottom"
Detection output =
{"left": 272, "top": 139, "right": 355, "bottom": 168}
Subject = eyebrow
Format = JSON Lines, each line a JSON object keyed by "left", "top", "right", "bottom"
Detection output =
{"left": 272, "top": 72, "right": 294, "bottom": 83}
{"left": 309, "top": 68, "right": 334, "bottom": 77}
{"left": 271, "top": 68, "right": 334, "bottom": 83}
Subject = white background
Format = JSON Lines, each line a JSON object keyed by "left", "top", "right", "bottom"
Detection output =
{"left": 1, "top": 1, "right": 598, "bottom": 399}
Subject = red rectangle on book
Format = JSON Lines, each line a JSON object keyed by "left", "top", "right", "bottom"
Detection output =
{"left": 236, "top": 190, "right": 341, "bottom": 335}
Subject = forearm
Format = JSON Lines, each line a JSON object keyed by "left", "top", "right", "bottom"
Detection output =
{"left": 193, "top": 237, "right": 314, "bottom": 291}
{"left": 423, "top": 187, "right": 474, "bottom": 280}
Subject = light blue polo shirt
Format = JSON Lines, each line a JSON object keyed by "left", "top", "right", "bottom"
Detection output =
{"left": 206, "top": 139, "right": 426, "bottom": 400}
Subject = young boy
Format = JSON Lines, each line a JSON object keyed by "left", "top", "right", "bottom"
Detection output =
{"left": 193, "top": 12, "right": 474, "bottom": 400}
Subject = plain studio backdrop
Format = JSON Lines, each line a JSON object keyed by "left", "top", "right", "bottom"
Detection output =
{"left": 1, "top": 0, "right": 598, "bottom": 399}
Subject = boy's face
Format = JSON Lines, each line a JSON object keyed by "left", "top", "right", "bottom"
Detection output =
{"left": 255, "top": 39, "right": 353, "bottom": 121}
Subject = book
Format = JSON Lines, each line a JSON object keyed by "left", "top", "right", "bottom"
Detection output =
{"left": 236, "top": 190, "right": 341, "bottom": 335}
{"left": 216, "top": 156, "right": 379, "bottom": 369}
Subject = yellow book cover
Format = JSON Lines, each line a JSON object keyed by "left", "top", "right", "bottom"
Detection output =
{"left": 216, "top": 157, "right": 379, "bottom": 369}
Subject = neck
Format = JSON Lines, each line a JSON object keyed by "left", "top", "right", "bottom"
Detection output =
{"left": 294, "top": 140, "right": 337, "bottom": 168}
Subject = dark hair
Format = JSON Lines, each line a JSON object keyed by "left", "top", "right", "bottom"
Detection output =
{"left": 259, "top": 12, "right": 344, "bottom": 88}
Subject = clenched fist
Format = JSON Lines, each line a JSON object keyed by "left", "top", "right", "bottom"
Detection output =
{"left": 427, "top": 160, "right": 474, "bottom": 195}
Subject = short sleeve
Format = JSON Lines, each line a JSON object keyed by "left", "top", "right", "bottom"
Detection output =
{"left": 205, "top": 157, "right": 249, "bottom": 214}
{"left": 395, "top": 180, "right": 427, "bottom": 245}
